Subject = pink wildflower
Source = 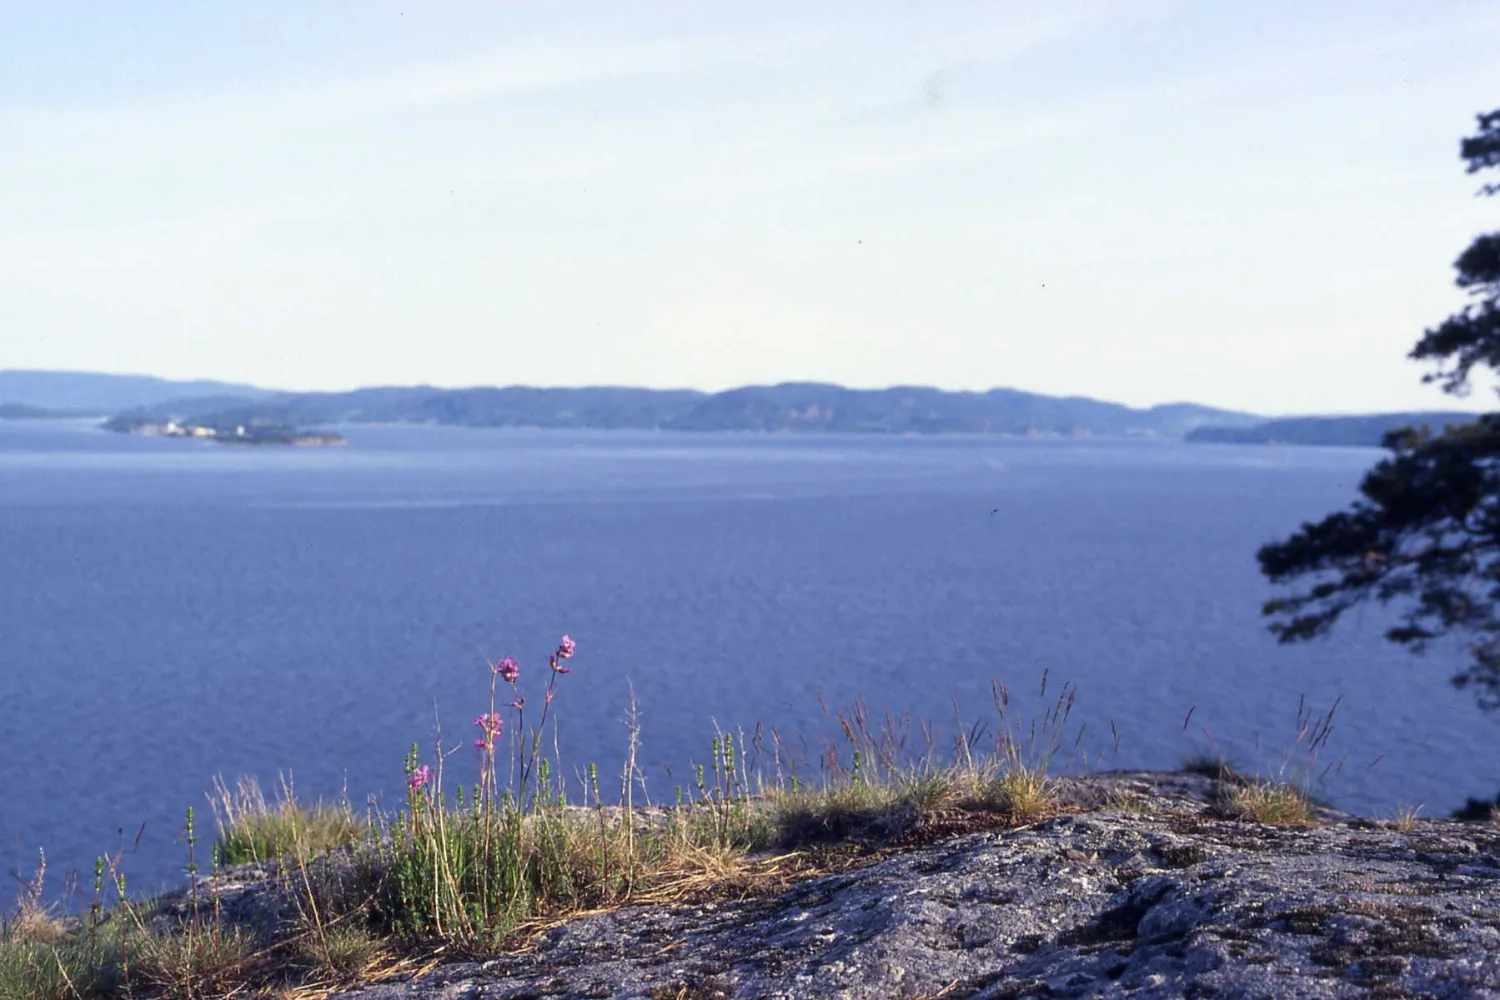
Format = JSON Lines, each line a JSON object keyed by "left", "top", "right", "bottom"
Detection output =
{"left": 408, "top": 765, "right": 432, "bottom": 790}
{"left": 557, "top": 635, "right": 576, "bottom": 660}
{"left": 495, "top": 656, "right": 519, "bottom": 683}
{"left": 473, "top": 713, "right": 504, "bottom": 748}
{"left": 549, "top": 653, "right": 571, "bottom": 675}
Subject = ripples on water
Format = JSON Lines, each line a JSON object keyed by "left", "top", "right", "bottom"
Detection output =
{"left": 2, "top": 420, "right": 1495, "bottom": 896}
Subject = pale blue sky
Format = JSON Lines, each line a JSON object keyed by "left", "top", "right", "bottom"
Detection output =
{"left": 3, "top": 1, "right": 1498, "bottom": 414}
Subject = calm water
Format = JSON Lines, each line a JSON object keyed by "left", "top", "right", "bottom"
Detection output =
{"left": 2, "top": 420, "right": 1497, "bottom": 896}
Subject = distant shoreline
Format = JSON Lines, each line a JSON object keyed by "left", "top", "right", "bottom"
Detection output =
{"left": 0, "top": 416, "right": 1403, "bottom": 451}
{"left": 102, "top": 418, "right": 345, "bottom": 447}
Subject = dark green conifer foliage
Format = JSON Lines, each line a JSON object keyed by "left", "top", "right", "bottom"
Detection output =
{"left": 1259, "top": 109, "right": 1500, "bottom": 710}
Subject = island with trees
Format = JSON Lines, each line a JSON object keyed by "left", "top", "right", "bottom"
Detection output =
{"left": 1185, "top": 411, "right": 1479, "bottom": 447}
{"left": 102, "top": 414, "right": 344, "bottom": 446}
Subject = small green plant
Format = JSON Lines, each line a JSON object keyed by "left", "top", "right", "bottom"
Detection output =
{"left": 129, "top": 922, "right": 254, "bottom": 998}
{"left": 298, "top": 923, "right": 382, "bottom": 981}
{"left": 5, "top": 820, "right": 361, "bottom": 999}
{"left": 0, "top": 853, "right": 123, "bottom": 1000}
{"left": 0, "top": 927, "right": 125, "bottom": 1000}
{"left": 211, "top": 774, "right": 362, "bottom": 865}
{"left": 375, "top": 635, "right": 645, "bottom": 948}
{"left": 115, "top": 808, "right": 256, "bottom": 997}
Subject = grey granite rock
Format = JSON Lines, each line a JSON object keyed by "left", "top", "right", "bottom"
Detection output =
{"left": 223, "top": 772, "right": 1500, "bottom": 999}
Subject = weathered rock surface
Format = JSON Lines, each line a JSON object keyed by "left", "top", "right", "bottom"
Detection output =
{"left": 247, "top": 773, "right": 1500, "bottom": 999}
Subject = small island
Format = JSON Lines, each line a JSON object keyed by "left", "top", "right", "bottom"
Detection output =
{"left": 103, "top": 416, "right": 344, "bottom": 446}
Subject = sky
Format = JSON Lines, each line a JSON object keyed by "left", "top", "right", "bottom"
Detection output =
{"left": 2, "top": 1, "right": 1498, "bottom": 415}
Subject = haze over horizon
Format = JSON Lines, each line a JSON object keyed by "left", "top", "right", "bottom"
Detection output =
{"left": 4, "top": 2, "right": 1499, "bottom": 415}
{"left": 1, "top": 365, "right": 1491, "bottom": 422}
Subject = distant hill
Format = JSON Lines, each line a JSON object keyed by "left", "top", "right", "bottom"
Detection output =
{"left": 1186, "top": 411, "right": 1480, "bottom": 447}
{"left": 0, "top": 370, "right": 273, "bottom": 414}
{"left": 110, "top": 381, "right": 1260, "bottom": 437}
{"left": 653, "top": 383, "right": 1255, "bottom": 436}
{"left": 128, "top": 385, "right": 709, "bottom": 432}
{"left": 0, "top": 401, "right": 74, "bottom": 419}
{"left": 0, "top": 403, "right": 90, "bottom": 420}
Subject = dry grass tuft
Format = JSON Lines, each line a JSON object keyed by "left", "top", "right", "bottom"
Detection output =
{"left": 765, "top": 786, "right": 914, "bottom": 847}
{"left": 298, "top": 924, "right": 384, "bottom": 983}
{"left": 0, "top": 854, "right": 114, "bottom": 1000}
{"left": 1224, "top": 780, "right": 1316, "bottom": 826}
{"left": 0, "top": 853, "right": 67, "bottom": 948}
{"left": 1388, "top": 803, "right": 1424, "bottom": 832}
{"left": 632, "top": 843, "right": 810, "bottom": 906}
{"left": 0, "top": 933, "right": 120, "bottom": 1000}
{"left": 212, "top": 775, "right": 364, "bottom": 866}
{"left": 131, "top": 922, "right": 256, "bottom": 996}
{"left": 982, "top": 769, "right": 1058, "bottom": 823}
{"left": 0, "top": 909, "right": 66, "bottom": 950}
{"left": 275, "top": 951, "right": 447, "bottom": 1000}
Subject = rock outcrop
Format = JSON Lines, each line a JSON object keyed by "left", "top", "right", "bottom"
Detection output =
{"left": 265, "top": 771, "right": 1495, "bottom": 1000}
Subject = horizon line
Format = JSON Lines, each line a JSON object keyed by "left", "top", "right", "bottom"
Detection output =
{"left": 3, "top": 367, "right": 1492, "bottom": 421}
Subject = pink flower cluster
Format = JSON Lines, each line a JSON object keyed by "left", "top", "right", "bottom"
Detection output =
{"left": 549, "top": 634, "right": 576, "bottom": 674}
{"left": 408, "top": 765, "right": 432, "bottom": 791}
{"left": 473, "top": 712, "right": 504, "bottom": 751}
{"left": 494, "top": 656, "right": 519, "bottom": 683}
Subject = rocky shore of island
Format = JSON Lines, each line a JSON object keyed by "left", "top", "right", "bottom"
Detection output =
{"left": 102, "top": 417, "right": 344, "bottom": 446}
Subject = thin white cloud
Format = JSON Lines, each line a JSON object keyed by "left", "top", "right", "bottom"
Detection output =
{"left": 1, "top": 5, "right": 1106, "bottom": 148}
{"left": 2, "top": 1, "right": 1497, "bottom": 412}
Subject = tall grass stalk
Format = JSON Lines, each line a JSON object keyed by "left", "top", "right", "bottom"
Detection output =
{"left": 1216, "top": 696, "right": 1341, "bottom": 826}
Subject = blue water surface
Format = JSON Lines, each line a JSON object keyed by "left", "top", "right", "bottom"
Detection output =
{"left": 2, "top": 420, "right": 1496, "bottom": 897}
